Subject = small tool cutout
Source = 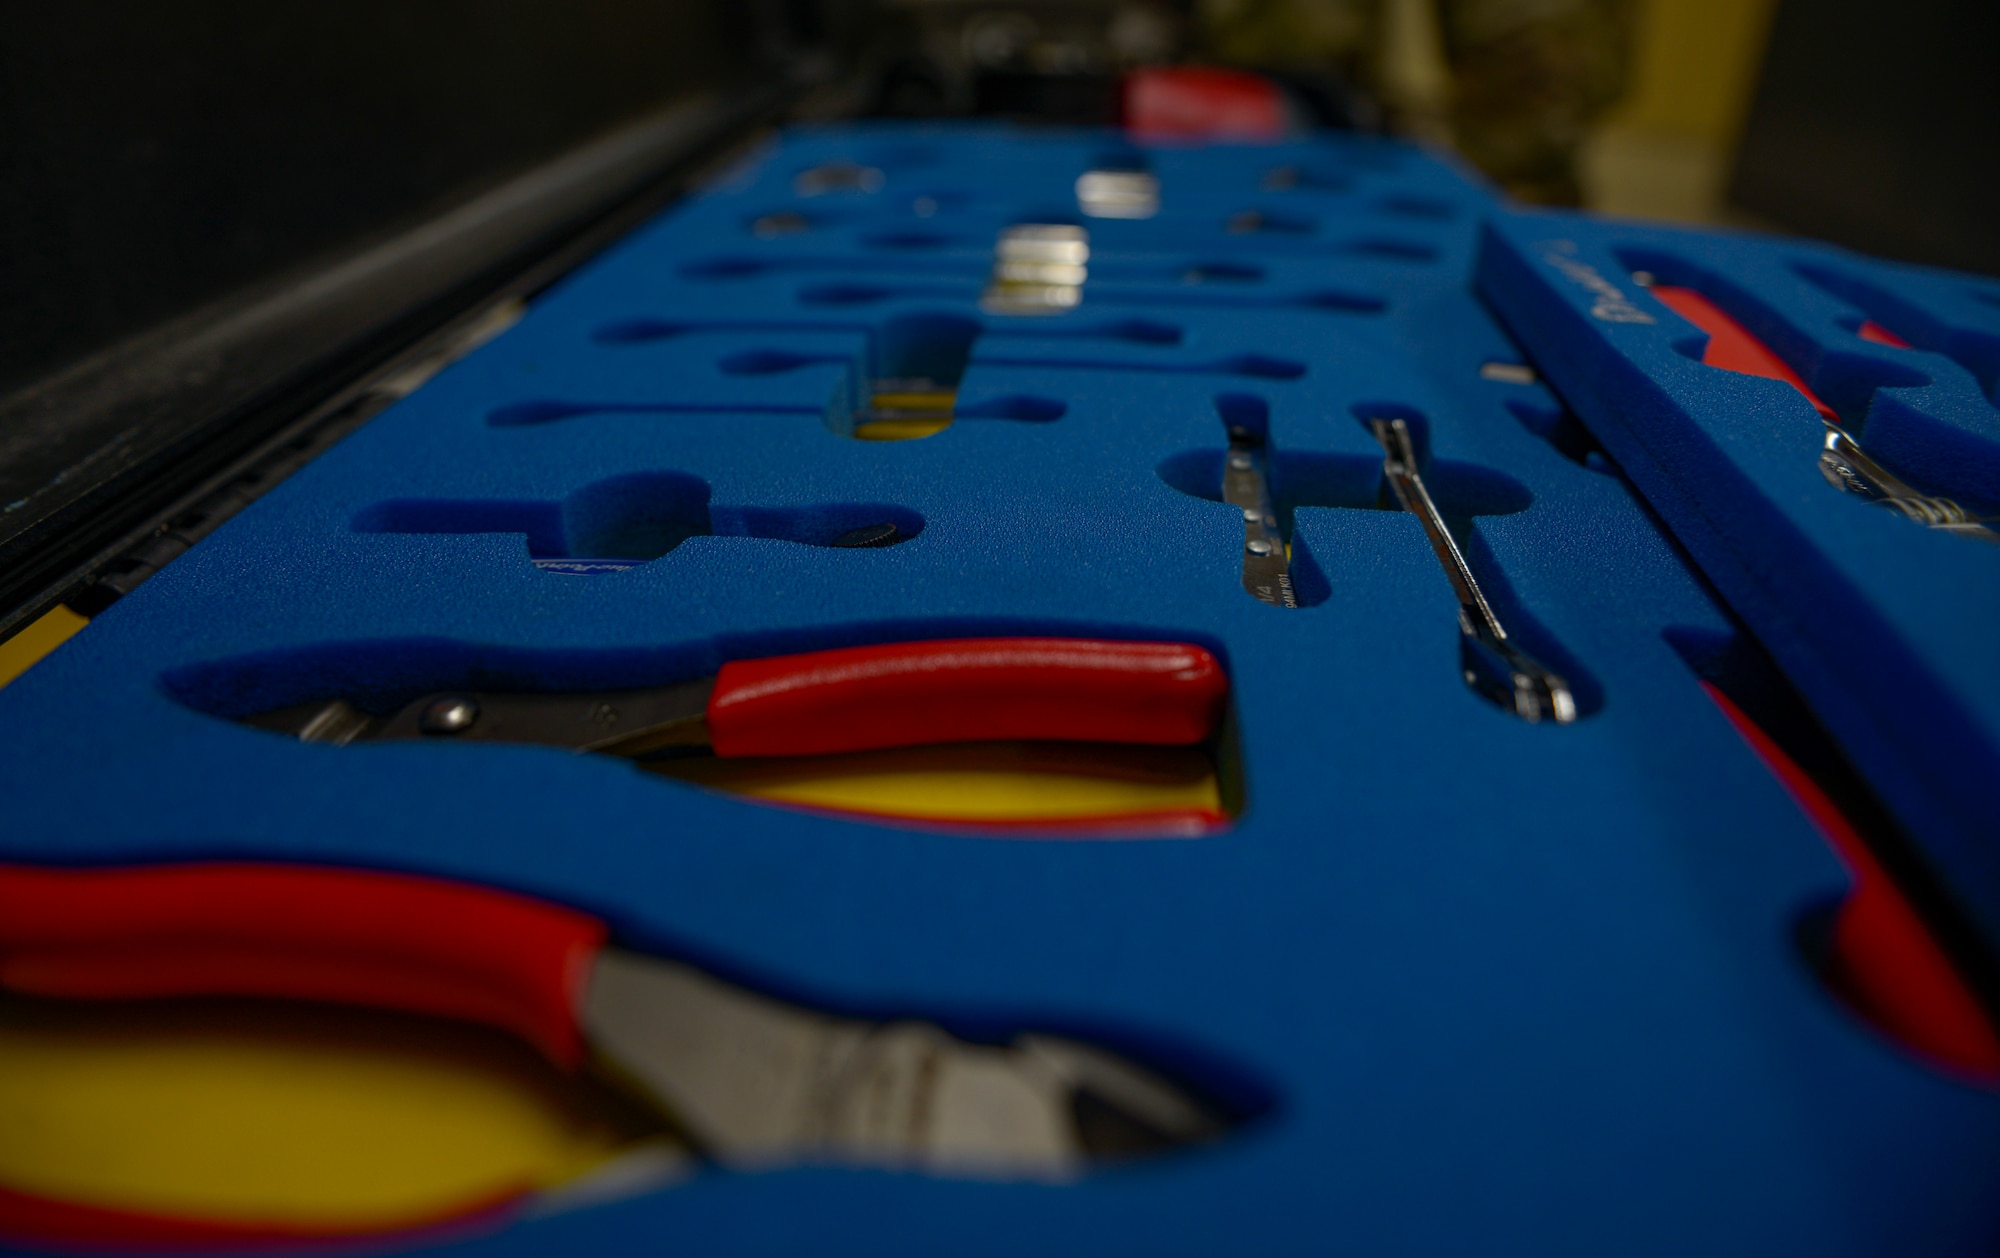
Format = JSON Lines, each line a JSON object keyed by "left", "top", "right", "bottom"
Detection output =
{"left": 1370, "top": 416, "right": 1577, "bottom": 723}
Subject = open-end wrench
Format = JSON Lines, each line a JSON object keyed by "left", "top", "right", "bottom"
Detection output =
{"left": 1371, "top": 417, "right": 1577, "bottom": 724}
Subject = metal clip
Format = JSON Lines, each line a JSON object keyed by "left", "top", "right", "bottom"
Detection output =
{"left": 1818, "top": 426, "right": 2000, "bottom": 543}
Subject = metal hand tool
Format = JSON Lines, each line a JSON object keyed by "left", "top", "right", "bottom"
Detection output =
{"left": 527, "top": 523, "right": 904, "bottom": 575}
{"left": 1818, "top": 426, "right": 2000, "bottom": 543}
{"left": 0, "top": 862, "right": 1230, "bottom": 1185}
{"left": 1220, "top": 425, "right": 1297, "bottom": 609}
{"left": 1649, "top": 284, "right": 2000, "bottom": 544}
{"left": 1371, "top": 418, "right": 1577, "bottom": 724}
{"left": 1076, "top": 168, "right": 1159, "bottom": 220}
{"left": 244, "top": 637, "right": 1229, "bottom": 758}
{"left": 983, "top": 224, "right": 1089, "bottom": 316}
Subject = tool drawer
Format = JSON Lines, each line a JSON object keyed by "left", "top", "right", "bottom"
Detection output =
{"left": 1, "top": 124, "right": 1997, "bottom": 1256}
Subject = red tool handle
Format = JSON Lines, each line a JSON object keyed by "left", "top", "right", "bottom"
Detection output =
{"left": 1700, "top": 684, "right": 2000, "bottom": 1083}
{"left": 1650, "top": 286, "right": 1839, "bottom": 421}
{"left": 705, "top": 637, "right": 1228, "bottom": 758}
{"left": 0, "top": 863, "right": 606, "bottom": 1067}
{"left": 1123, "top": 66, "right": 1287, "bottom": 142}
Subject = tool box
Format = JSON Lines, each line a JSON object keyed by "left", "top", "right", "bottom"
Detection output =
{"left": 2, "top": 121, "right": 1999, "bottom": 1255}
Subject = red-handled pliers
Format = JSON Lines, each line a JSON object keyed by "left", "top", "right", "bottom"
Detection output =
{"left": 244, "top": 637, "right": 1228, "bottom": 757}
{"left": 0, "top": 861, "right": 1228, "bottom": 1198}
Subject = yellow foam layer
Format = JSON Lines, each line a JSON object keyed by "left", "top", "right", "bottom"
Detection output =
{"left": 856, "top": 391, "right": 954, "bottom": 441}
{"left": 0, "top": 999, "right": 652, "bottom": 1229}
{"left": 853, "top": 416, "right": 953, "bottom": 441}
{"left": 867, "top": 390, "right": 955, "bottom": 411}
{"left": 649, "top": 740, "right": 1221, "bottom": 821}
{"left": 0, "top": 605, "right": 87, "bottom": 691}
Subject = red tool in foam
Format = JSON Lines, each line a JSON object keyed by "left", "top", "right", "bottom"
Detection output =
{"left": 0, "top": 858, "right": 1231, "bottom": 1247}
{"left": 244, "top": 636, "right": 1229, "bottom": 758}
{"left": 1649, "top": 285, "right": 1840, "bottom": 419}
{"left": 1650, "top": 284, "right": 2000, "bottom": 540}
{"left": 1123, "top": 67, "right": 1288, "bottom": 142}
{"left": 1856, "top": 319, "right": 1913, "bottom": 350}
{"left": 1651, "top": 286, "right": 1913, "bottom": 402}
{"left": 1699, "top": 685, "right": 2000, "bottom": 1084}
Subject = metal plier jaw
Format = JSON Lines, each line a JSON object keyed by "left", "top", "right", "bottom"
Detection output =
{"left": 0, "top": 861, "right": 1237, "bottom": 1211}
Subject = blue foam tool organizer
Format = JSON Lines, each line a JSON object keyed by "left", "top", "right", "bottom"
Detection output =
{"left": 3, "top": 124, "right": 1998, "bottom": 1255}
{"left": 1476, "top": 212, "right": 2000, "bottom": 962}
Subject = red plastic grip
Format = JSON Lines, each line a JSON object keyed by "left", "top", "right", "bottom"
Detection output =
{"left": 0, "top": 863, "right": 606, "bottom": 1067}
{"left": 705, "top": 638, "right": 1229, "bottom": 758}
{"left": 1857, "top": 319, "right": 1912, "bottom": 350}
{"left": 1650, "top": 285, "right": 1838, "bottom": 421}
{"left": 1700, "top": 684, "right": 2000, "bottom": 1083}
{"left": 1123, "top": 66, "right": 1287, "bottom": 142}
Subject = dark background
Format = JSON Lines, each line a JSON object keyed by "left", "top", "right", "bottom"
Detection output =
{"left": 0, "top": 0, "right": 835, "bottom": 634}
{"left": 1731, "top": 0, "right": 1999, "bottom": 277}
{"left": 0, "top": 1, "right": 774, "bottom": 401}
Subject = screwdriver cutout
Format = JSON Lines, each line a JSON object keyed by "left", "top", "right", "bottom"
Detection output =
{"left": 353, "top": 473, "right": 922, "bottom": 573}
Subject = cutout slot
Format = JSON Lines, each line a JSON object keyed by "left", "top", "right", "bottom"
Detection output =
{"left": 1355, "top": 407, "right": 1583, "bottom": 722}
{"left": 1796, "top": 262, "right": 2000, "bottom": 405}
{"left": 353, "top": 473, "right": 922, "bottom": 572}
{"left": 1156, "top": 398, "right": 1545, "bottom": 615}
{"left": 1504, "top": 398, "right": 1611, "bottom": 471}
{"left": 1640, "top": 272, "right": 2000, "bottom": 529}
{"left": 1376, "top": 194, "right": 1457, "bottom": 221}
{"left": 487, "top": 400, "right": 823, "bottom": 428}
{"left": 1225, "top": 209, "right": 1316, "bottom": 236}
{"left": 688, "top": 311, "right": 1284, "bottom": 441}
{"left": 1259, "top": 164, "right": 1354, "bottom": 193}
{"left": 1665, "top": 626, "right": 2000, "bottom": 1086}
{"left": 170, "top": 634, "right": 1240, "bottom": 839}
{"left": 0, "top": 860, "right": 1265, "bottom": 1249}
